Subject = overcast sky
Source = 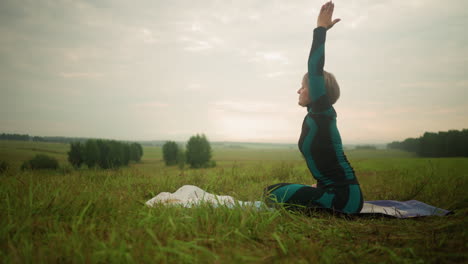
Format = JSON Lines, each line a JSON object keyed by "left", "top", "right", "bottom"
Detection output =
{"left": 1, "top": 0, "right": 467, "bottom": 144}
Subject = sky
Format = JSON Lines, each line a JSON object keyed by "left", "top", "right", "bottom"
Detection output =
{"left": 1, "top": 0, "right": 467, "bottom": 144}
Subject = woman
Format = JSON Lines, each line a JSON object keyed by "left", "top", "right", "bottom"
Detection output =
{"left": 265, "top": 1, "right": 364, "bottom": 214}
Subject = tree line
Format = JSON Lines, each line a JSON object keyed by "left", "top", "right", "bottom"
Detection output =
{"left": 0, "top": 133, "right": 91, "bottom": 143}
{"left": 0, "top": 139, "right": 144, "bottom": 173}
{"left": 163, "top": 134, "right": 215, "bottom": 169}
{"left": 0, "top": 133, "right": 31, "bottom": 141}
{"left": 387, "top": 129, "right": 468, "bottom": 157}
{"left": 68, "top": 140, "right": 143, "bottom": 169}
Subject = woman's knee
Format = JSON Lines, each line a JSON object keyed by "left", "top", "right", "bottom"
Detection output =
{"left": 264, "top": 183, "right": 291, "bottom": 195}
{"left": 263, "top": 183, "right": 293, "bottom": 206}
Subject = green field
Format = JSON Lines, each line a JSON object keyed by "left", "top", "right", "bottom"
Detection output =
{"left": 0, "top": 140, "right": 467, "bottom": 263}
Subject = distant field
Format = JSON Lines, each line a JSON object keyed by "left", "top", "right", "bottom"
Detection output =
{"left": 0, "top": 140, "right": 467, "bottom": 263}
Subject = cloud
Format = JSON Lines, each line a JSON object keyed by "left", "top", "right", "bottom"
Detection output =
{"left": 140, "top": 28, "right": 158, "bottom": 44}
{"left": 212, "top": 100, "right": 298, "bottom": 115}
{"left": 212, "top": 100, "right": 279, "bottom": 114}
{"left": 398, "top": 81, "right": 443, "bottom": 88}
{"left": 347, "top": 15, "right": 368, "bottom": 29}
{"left": 178, "top": 33, "right": 224, "bottom": 52}
{"left": 60, "top": 72, "right": 103, "bottom": 78}
{"left": 249, "top": 51, "right": 289, "bottom": 65}
{"left": 134, "top": 101, "right": 169, "bottom": 109}
{"left": 211, "top": 14, "right": 231, "bottom": 24}
{"left": 191, "top": 22, "right": 203, "bottom": 32}
{"left": 248, "top": 13, "right": 261, "bottom": 21}
{"left": 182, "top": 39, "right": 213, "bottom": 51}
{"left": 265, "top": 71, "right": 296, "bottom": 78}
{"left": 185, "top": 83, "right": 204, "bottom": 91}
{"left": 173, "top": 18, "right": 227, "bottom": 52}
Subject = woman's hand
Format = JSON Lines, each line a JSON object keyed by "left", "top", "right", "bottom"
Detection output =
{"left": 317, "top": 1, "right": 341, "bottom": 30}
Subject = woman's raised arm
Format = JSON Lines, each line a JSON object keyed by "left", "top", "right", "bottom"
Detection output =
{"left": 307, "top": 1, "right": 340, "bottom": 111}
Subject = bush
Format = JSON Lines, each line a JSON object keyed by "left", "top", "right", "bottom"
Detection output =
{"left": 163, "top": 141, "right": 180, "bottom": 166}
{"left": 186, "top": 134, "right": 214, "bottom": 168}
{"left": 0, "top": 160, "right": 9, "bottom": 174}
{"left": 21, "top": 154, "right": 59, "bottom": 170}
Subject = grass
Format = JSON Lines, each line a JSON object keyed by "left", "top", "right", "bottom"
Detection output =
{"left": 0, "top": 140, "right": 467, "bottom": 263}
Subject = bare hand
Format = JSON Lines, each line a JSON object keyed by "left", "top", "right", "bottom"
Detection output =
{"left": 317, "top": 1, "right": 341, "bottom": 30}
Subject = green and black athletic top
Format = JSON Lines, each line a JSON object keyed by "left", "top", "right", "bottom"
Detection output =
{"left": 265, "top": 27, "right": 363, "bottom": 214}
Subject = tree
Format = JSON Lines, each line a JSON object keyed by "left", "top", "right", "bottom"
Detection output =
{"left": 162, "top": 141, "right": 180, "bottom": 166}
{"left": 84, "top": 140, "right": 100, "bottom": 168}
{"left": 68, "top": 142, "right": 84, "bottom": 168}
{"left": 136, "top": 143, "right": 143, "bottom": 161}
{"left": 130, "top": 143, "right": 143, "bottom": 162}
{"left": 107, "top": 140, "right": 124, "bottom": 168}
{"left": 77, "top": 139, "right": 142, "bottom": 169}
{"left": 96, "top": 139, "right": 111, "bottom": 169}
{"left": 185, "top": 134, "right": 214, "bottom": 168}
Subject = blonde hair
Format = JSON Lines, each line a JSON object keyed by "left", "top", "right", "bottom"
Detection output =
{"left": 304, "top": 70, "right": 340, "bottom": 105}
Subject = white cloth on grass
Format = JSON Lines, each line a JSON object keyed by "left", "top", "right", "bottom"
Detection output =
{"left": 145, "top": 185, "right": 264, "bottom": 209}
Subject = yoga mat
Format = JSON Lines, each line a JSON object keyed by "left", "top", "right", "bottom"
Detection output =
{"left": 359, "top": 199, "right": 452, "bottom": 218}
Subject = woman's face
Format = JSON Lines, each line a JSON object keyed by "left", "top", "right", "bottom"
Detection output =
{"left": 297, "top": 74, "right": 310, "bottom": 107}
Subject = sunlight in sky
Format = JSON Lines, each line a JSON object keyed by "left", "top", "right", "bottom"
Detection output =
{"left": 218, "top": 115, "right": 267, "bottom": 141}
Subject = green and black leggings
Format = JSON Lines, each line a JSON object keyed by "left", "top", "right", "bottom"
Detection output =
{"left": 264, "top": 27, "right": 363, "bottom": 214}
